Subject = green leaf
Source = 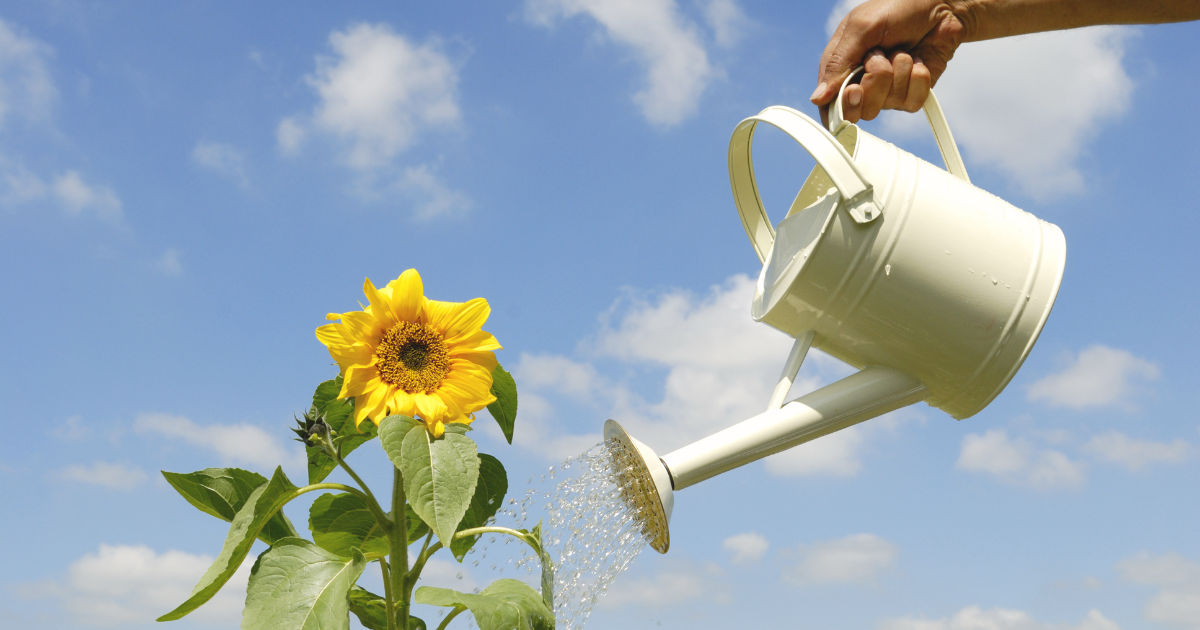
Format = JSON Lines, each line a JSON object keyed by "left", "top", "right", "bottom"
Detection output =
{"left": 157, "top": 467, "right": 299, "bottom": 622}
{"left": 450, "top": 454, "right": 508, "bottom": 561}
{"left": 486, "top": 365, "right": 518, "bottom": 444}
{"left": 416, "top": 580, "right": 554, "bottom": 630}
{"left": 242, "top": 538, "right": 366, "bottom": 630}
{"left": 521, "top": 521, "right": 555, "bottom": 612}
{"left": 309, "top": 493, "right": 390, "bottom": 559}
{"left": 347, "top": 587, "right": 425, "bottom": 630}
{"left": 162, "top": 468, "right": 299, "bottom": 545}
{"left": 380, "top": 417, "right": 480, "bottom": 547}
{"left": 347, "top": 587, "right": 389, "bottom": 630}
{"left": 307, "top": 376, "right": 379, "bottom": 485}
{"left": 406, "top": 503, "right": 430, "bottom": 545}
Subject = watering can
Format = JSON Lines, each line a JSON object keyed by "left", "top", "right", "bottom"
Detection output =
{"left": 605, "top": 69, "right": 1067, "bottom": 554}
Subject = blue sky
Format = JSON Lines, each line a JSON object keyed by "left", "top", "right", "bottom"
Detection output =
{"left": 2, "top": 1, "right": 1199, "bottom": 629}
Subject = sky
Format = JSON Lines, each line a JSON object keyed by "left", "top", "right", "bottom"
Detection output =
{"left": 2, "top": 1, "right": 1200, "bottom": 629}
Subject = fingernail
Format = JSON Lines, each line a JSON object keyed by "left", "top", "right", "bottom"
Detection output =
{"left": 914, "top": 56, "right": 925, "bottom": 66}
{"left": 847, "top": 90, "right": 861, "bottom": 106}
{"left": 810, "top": 82, "right": 827, "bottom": 102}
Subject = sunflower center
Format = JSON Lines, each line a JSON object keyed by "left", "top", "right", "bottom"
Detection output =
{"left": 375, "top": 322, "right": 450, "bottom": 393}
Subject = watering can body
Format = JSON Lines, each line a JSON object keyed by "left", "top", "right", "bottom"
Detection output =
{"left": 605, "top": 74, "right": 1067, "bottom": 555}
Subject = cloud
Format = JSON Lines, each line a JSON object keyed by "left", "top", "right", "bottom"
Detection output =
{"left": 52, "top": 415, "right": 91, "bottom": 440}
{"left": 1084, "top": 431, "right": 1192, "bottom": 471}
{"left": 787, "top": 533, "right": 896, "bottom": 585}
{"left": 133, "top": 412, "right": 300, "bottom": 472}
{"left": 1028, "top": 345, "right": 1159, "bottom": 410}
{"left": 723, "top": 531, "right": 768, "bottom": 565}
{"left": 56, "top": 462, "right": 147, "bottom": 490}
{"left": 0, "top": 17, "right": 57, "bottom": 127}
{"left": 880, "top": 606, "right": 1120, "bottom": 630}
{"left": 392, "top": 163, "right": 471, "bottom": 219}
{"left": 52, "top": 170, "right": 123, "bottom": 222}
{"left": 957, "top": 429, "right": 1086, "bottom": 489}
{"left": 192, "top": 141, "right": 248, "bottom": 187}
{"left": 11, "top": 544, "right": 250, "bottom": 626}
{"left": 599, "top": 560, "right": 727, "bottom": 608}
{"left": 283, "top": 23, "right": 460, "bottom": 170}
{"left": 503, "top": 274, "right": 877, "bottom": 476}
{"left": 416, "top": 557, "right": 479, "bottom": 593}
{"left": 1117, "top": 552, "right": 1200, "bottom": 628}
{"left": 701, "top": 0, "right": 750, "bottom": 48}
{"left": 825, "top": 3, "right": 1133, "bottom": 199}
{"left": 155, "top": 248, "right": 183, "bottom": 276}
{"left": 525, "top": 0, "right": 719, "bottom": 127}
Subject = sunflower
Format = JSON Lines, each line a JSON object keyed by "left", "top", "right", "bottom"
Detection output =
{"left": 316, "top": 269, "right": 501, "bottom": 437}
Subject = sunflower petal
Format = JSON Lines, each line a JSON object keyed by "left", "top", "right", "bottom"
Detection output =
{"left": 389, "top": 269, "right": 425, "bottom": 323}
{"left": 341, "top": 365, "right": 381, "bottom": 398}
{"left": 341, "top": 311, "right": 382, "bottom": 344}
{"left": 412, "top": 392, "right": 449, "bottom": 423}
{"left": 315, "top": 323, "right": 348, "bottom": 347}
{"left": 387, "top": 390, "right": 418, "bottom": 418}
{"left": 446, "top": 330, "right": 502, "bottom": 354}
{"left": 427, "top": 419, "right": 445, "bottom": 438}
{"left": 362, "top": 278, "right": 396, "bottom": 330}
{"left": 434, "top": 298, "right": 491, "bottom": 340}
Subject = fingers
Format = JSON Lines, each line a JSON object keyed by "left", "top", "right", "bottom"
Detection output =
{"left": 901, "top": 57, "right": 931, "bottom": 112}
{"left": 857, "top": 49, "right": 892, "bottom": 120}
{"left": 831, "top": 50, "right": 934, "bottom": 124}
{"left": 812, "top": 5, "right": 884, "bottom": 106}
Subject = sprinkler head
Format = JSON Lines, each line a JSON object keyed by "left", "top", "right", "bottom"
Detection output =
{"left": 603, "top": 420, "right": 673, "bottom": 554}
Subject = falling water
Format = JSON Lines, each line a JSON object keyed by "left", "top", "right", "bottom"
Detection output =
{"left": 483, "top": 440, "right": 660, "bottom": 629}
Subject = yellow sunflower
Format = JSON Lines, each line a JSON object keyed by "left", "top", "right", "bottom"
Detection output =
{"left": 316, "top": 269, "right": 501, "bottom": 437}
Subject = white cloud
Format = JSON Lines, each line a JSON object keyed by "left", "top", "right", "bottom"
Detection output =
{"left": 1028, "top": 345, "right": 1159, "bottom": 410}
{"left": 0, "top": 17, "right": 57, "bottom": 127}
{"left": 392, "top": 163, "right": 471, "bottom": 219}
{"left": 787, "top": 533, "right": 896, "bottom": 585}
{"left": 599, "top": 561, "right": 727, "bottom": 607}
{"left": 11, "top": 544, "right": 251, "bottom": 627}
{"left": 502, "top": 274, "right": 874, "bottom": 475}
{"left": 52, "top": 170, "right": 123, "bottom": 222}
{"left": 825, "top": 0, "right": 860, "bottom": 37}
{"left": 957, "top": 429, "right": 1086, "bottom": 490}
{"left": 52, "top": 415, "right": 91, "bottom": 440}
{"left": 133, "top": 412, "right": 300, "bottom": 472}
{"left": 155, "top": 248, "right": 183, "bottom": 276}
{"left": 880, "top": 606, "right": 1120, "bottom": 630}
{"left": 701, "top": 0, "right": 749, "bottom": 48}
{"left": 722, "top": 531, "right": 768, "bottom": 565}
{"left": 825, "top": 3, "right": 1133, "bottom": 199}
{"left": 416, "top": 557, "right": 479, "bottom": 593}
{"left": 525, "top": 0, "right": 716, "bottom": 127}
{"left": 1084, "top": 431, "right": 1192, "bottom": 471}
{"left": 285, "top": 23, "right": 460, "bottom": 170}
{"left": 192, "top": 141, "right": 248, "bottom": 187}
{"left": 1117, "top": 552, "right": 1200, "bottom": 628}
{"left": 56, "top": 462, "right": 147, "bottom": 490}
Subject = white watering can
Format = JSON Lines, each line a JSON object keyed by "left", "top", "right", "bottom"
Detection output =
{"left": 605, "top": 69, "right": 1067, "bottom": 554}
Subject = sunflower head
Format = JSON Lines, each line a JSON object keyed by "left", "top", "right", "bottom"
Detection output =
{"left": 316, "top": 269, "right": 502, "bottom": 438}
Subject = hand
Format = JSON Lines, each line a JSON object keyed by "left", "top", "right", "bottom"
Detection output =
{"left": 812, "top": 0, "right": 972, "bottom": 126}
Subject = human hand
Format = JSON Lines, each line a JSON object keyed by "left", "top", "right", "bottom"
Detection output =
{"left": 811, "top": 0, "right": 972, "bottom": 126}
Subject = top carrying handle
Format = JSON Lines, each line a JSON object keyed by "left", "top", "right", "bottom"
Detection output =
{"left": 729, "top": 106, "right": 882, "bottom": 263}
{"left": 829, "top": 67, "right": 971, "bottom": 183}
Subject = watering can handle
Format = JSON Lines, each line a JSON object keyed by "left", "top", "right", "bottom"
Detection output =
{"left": 828, "top": 67, "right": 971, "bottom": 183}
{"left": 729, "top": 106, "right": 882, "bottom": 263}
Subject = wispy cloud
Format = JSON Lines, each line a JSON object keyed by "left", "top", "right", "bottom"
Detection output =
{"left": 1117, "top": 552, "right": 1200, "bottom": 628}
{"left": 192, "top": 140, "right": 248, "bottom": 188}
{"left": 599, "top": 560, "right": 727, "bottom": 608}
{"left": 154, "top": 248, "right": 183, "bottom": 277}
{"left": 55, "top": 462, "right": 147, "bottom": 490}
{"left": 525, "top": 0, "right": 734, "bottom": 127}
{"left": 786, "top": 533, "right": 896, "bottom": 585}
{"left": 0, "top": 17, "right": 57, "bottom": 128}
{"left": 723, "top": 531, "right": 768, "bottom": 565}
{"left": 880, "top": 606, "right": 1120, "bottom": 630}
{"left": 1084, "top": 431, "right": 1192, "bottom": 471}
{"left": 133, "top": 412, "right": 301, "bottom": 473}
{"left": 1028, "top": 345, "right": 1159, "bottom": 410}
{"left": 957, "top": 429, "right": 1086, "bottom": 490}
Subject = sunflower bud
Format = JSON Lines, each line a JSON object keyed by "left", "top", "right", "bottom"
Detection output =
{"left": 291, "top": 408, "right": 334, "bottom": 453}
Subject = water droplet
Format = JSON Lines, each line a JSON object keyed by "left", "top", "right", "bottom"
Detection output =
{"left": 884, "top": 264, "right": 891, "bottom": 276}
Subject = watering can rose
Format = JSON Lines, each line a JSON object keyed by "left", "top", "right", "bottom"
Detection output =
{"left": 317, "top": 269, "right": 502, "bottom": 438}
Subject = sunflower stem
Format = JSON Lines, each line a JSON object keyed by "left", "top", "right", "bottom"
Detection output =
{"left": 378, "top": 558, "right": 396, "bottom": 630}
{"left": 390, "top": 467, "right": 410, "bottom": 628}
{"left": 435, "top": 605, "right": 466, "bottom": 630}
{"left": 332, "top": 449, "right": 391, "bottom": 533}
{"left": 404, "top": 530, "right": 436, "bottom": 602}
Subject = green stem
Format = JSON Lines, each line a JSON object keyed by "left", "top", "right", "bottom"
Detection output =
{"left": 379, "top": 558, "right": 396, "bottom": 630}
{"left": 390, "top": 467, "right": 409, "bottom": 629}
{"left": 435, "top": 605, "right": 466, "bottom": 630}
{"left": 404, "top": 530, "right": 436, "bottom": 602}
{"left": 333, "top": 452, "right": 392, "bottom": 533}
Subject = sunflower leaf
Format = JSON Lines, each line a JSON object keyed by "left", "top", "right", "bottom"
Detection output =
{"left": 347, "top": 587, "right": 426, "bottom": 630}
{"left": 486, "top": 365, "right": 518, "bottom": 444}
{"left": 307, "top": 376, "right": 378, "bottom": 485}
{"left": 162, "top": 468, "right": 299, "bottom": 545}
{"left": 415, "top": 580, "right": 554, "bottom": 630}
{"left": 309, "top": 492, "right": 390, "bottom": 559}
{"left": 157, "top": 467, "right": 298, "bottom": 622}
{"left": 519, "top": 521, "right": 555, "bottom": 611}
{"left": 379, "top": 415, "right": 480, "bottom": 547}
{"left": 450, "top": 454, "right": 508, "bottom": 561}
{"left": 242, "top": 538, "right": 366, "bottom": 630}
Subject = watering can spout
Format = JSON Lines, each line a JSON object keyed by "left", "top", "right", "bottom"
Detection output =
{"left": 604, "top": 367, "right": 926, "bottom": 554}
